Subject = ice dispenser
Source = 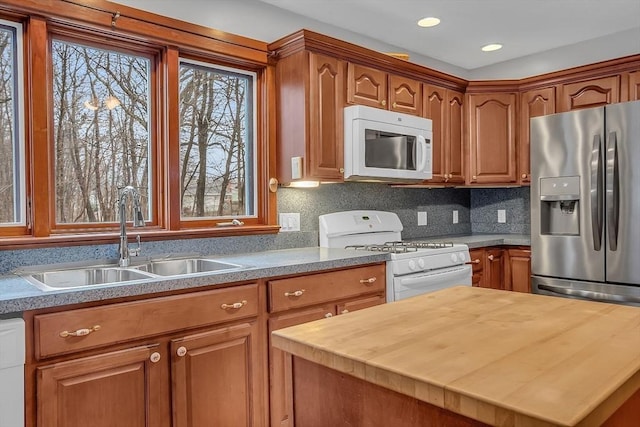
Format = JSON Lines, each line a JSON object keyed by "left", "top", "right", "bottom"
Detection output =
{"left": 539, "top": 176, "right": 580, "bottom": 235}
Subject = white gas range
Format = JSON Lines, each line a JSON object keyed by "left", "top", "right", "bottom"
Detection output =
{"left": 319, "top": 210, "right": 472, "bottom": 302}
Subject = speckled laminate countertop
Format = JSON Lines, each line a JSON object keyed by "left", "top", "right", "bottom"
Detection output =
{"left": 0, "top": 234, "right": 530, "bottom": 315}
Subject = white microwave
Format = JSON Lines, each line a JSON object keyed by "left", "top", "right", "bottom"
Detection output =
{"left": 343, "top": 105, "right": 432, "bottom": 182}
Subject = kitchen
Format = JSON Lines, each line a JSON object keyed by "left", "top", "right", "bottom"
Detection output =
{"left": 0, "top": 0, "right": 639, "bottom": 426}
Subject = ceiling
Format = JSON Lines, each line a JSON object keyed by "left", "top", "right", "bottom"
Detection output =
{"left": 256, "top": 0, "right": 640, "bottom": 70}
{"left": 115, "top": 0, "right": 640, "bottom": 78}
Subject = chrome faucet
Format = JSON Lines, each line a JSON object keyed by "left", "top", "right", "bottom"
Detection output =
{"left": 118, "top": 186, "right": 145, "bottom": 267}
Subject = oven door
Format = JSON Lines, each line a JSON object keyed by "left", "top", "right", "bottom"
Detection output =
{"left": 391, "top": 265, "right": 472, "bottom": 302}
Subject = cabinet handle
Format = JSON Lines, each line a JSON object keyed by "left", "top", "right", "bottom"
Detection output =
{"left": 449, "top": 173, "right": 453, "bottom": 179}
{"left": 466, "top": 259, "right": 481, "bottom": 265}
{"left": 341, "top": 309, "right": 350, "bottom": 314}
{"left": 324, "top": 312, "right": 333, "bottom": 318}
{"left": 339, "top": 167, "right": 345, "bottom": 173}
{"left": 284, "top": 289, "right": 305, "bottom": 297}
{"left": 220, "top": 300, "right": 247, "bottom": 310}
{"left": 59, "top": 325, "right": 101, "bottom": 338}
{"left": 472, "top": 175, "right": 477, "bottom": 180}
{"left": 522, "top": 173, "right": 527, "bottom": 179}
{"left": 359, "top": 277, "right": 377, "bottom": 284}
{"left": 381, "top": 100, "right": 387, "bottom": 106}
{"left": 150, "top": 352, "right": 161, "bottom": 363}
{"left": 176, "top": 346, "right": 187, "bottom": 357}
{"left": 488, "top": 254, "right": 494, "bottom": 261}
{"left": 392, "top": 102, "right": 397, "bottom": 108}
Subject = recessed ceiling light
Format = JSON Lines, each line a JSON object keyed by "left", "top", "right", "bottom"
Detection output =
{"left": 481, "top": 43, "right": 503, "bottom": 52}
{"left": 417, "top": 17, "right": 440, "bottom": 28}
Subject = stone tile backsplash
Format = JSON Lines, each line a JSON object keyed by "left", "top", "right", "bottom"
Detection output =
{"left": 0, "top": 183, "right": 531, "bottom": 274}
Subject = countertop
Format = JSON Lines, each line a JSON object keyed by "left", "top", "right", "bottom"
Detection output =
{"left": 0, "top": 247, "right": 387, "bottom": 314}
{"left": 0, "top": 234, "right": 529, "bottom": 314}
{"left": 272, "top": 286, "right": 640, "bottom": 426}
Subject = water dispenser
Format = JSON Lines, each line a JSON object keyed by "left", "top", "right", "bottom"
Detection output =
{"left": 539, "top": 176, "right": 580, "bottom": 235}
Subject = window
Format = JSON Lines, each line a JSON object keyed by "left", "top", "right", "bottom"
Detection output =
{"left": 51, "top": 38, "right": 152, "bottom": 225}
{"left": 179, "top": 60, "right": 256, "bottom": 220}
{"left": 0, "top": 20, "right": 25, "bottom": 227}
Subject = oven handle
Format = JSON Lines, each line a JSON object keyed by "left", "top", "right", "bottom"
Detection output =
{"left": 397, "top": 265, "right": 471, "bottom": 286}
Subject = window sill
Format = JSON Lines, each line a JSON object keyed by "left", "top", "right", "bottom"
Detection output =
{"left": 0, "top": 225, "right": 281, "bottom": 250}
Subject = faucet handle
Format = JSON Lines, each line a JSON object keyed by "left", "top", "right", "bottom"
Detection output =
{"left": 130, "top": 234, "right": 142, "bottom": 257}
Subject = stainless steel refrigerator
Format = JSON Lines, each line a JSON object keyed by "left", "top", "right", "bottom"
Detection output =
{"left": 530, "top": 100, "right": 640, "bottom": 306}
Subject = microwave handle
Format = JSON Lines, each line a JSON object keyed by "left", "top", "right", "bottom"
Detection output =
{"left": 417, "top": 135, "right": 430, "bottom": 172}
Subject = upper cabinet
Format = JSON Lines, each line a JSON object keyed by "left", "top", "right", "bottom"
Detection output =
{"left": 273, "top": 50, "right": 346, "bottom": 183}
{"left": 628, "top": 71, "right": 640, "bottom": 101}
{"left": 424, "top": 85, "right": 464, "bottom": 184}
{"left": 467, "top": 92, "right": 518, "bottom": 184}
{"left": 347, "top": 63, "right": 423, "bottom": 116}
{"left": 559, "top": 75, "right": 620, "bottom": 112}
{"left": 519, "top": 87, "right": 556, "bottom": 184}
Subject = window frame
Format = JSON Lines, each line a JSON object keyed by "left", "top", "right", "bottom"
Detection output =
{"left": 0, "top": 1, "right": 277, "bottom": 248}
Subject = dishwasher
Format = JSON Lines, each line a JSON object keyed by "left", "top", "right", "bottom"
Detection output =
{"left": 0, "top": 317, "right": 25, "bottom": 427}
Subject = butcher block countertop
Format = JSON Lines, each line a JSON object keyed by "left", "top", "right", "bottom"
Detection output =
{"left": 271, "top": 287, "right": 640, "bottom": 426}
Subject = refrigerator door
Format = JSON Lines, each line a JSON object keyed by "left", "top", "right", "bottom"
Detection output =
{"left": 530, "top": 107, "right": 605, "bottom": 282}
{"left": 605, "top": 101, "right": 640, "bottom": 285}
{"left": 532, "top": 276, "right": 640, "bottom": 307}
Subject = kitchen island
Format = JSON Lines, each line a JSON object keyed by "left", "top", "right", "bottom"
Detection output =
{"left": 272, "top": 286, "right": 640, "bottom": 426}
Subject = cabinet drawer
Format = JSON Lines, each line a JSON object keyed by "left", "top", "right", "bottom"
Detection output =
{"left": 34, "top": 283, "right": 259, "bottom": 359}
{"left": 268, "top": 264, "right": 385, "bottom": 313}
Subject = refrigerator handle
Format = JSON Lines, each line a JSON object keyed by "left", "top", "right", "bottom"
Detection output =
{"left": 538, "top": 284, "right": 640, "bottom": 305}
{"left": 590, "top": 134, "right": 603, "bottom": 251}
{"left": 606, "top": 132, "right": 619, "bottom": 251}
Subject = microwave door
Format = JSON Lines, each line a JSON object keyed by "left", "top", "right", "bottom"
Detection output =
{"left": 365, "top": 134, "right": 414, "bottom": 170}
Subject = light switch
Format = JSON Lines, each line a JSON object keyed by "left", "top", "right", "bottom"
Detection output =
{"left": 418, "top": 211, "right": 427, "bottom": 226}
{"left": 498, "top": 209, "right": 506, "bottom": 223}
{"left": 453, "top": 210, "right": 459, "bottom": 224}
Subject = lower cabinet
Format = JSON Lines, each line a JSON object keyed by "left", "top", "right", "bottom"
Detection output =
{"left": 470, "top": 246, "right": 531, "bottom": 292}
{"left": 267, "top": 263, "right": 386, "bottom": 427}
{"left": 28, "top": 283, "right": 266, "bottom": 427}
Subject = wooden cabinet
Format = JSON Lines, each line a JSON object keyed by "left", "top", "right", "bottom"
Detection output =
{"left": 559, "top": 75, "right": 620, "bottom": 112}
{"left": 484, "top": 247, "right": 505, "bottom": 290}
{"left": 467, "top": 92, "right": 518, "bottom": 184}
{"left": 274, "top": 50, "right": 345, "bottom": 183}
{"left": 469, "top": 248, "right": 484, "bottom": 287}
{"left": 28, "top": 283, "right": 266, "bottom": 427}
{"left": 267, "top": 263, "right": 386, "bottom": 427}
{"left": 348, "top": 63, "right": 422, "bottom": 116}
{"left": 628, "top": 71, "right": 640, "bottom": 101}
{"left": 505, "top": 247, "right": 531, "bottom": 293}
{"left": 424, "top": 85, "right": 465, "bottom": 184}
{"left": 519, "top": 87, "right": 555, "bottom": 184}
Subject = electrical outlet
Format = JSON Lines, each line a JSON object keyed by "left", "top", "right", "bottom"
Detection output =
{"left": 279, "top": 213, "right": 300, "bottom": 232}
{"left": 498, "top": 209, "right": 506, "bottom": 223}
{"left": 453, "top": 210, "right": 459, "bottom": 224}
{"left": 418, "top": 211, "right": 427, "bottom": 226}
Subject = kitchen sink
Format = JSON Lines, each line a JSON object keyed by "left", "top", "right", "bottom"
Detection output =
{"left": 27, "top": 267, "right": 154, "bottom": 291}
{"left": 135, "top": 258, "right": 244, "bottom": 276}
{"left": 20, "top": 257, "right": 246, "bottom": 292}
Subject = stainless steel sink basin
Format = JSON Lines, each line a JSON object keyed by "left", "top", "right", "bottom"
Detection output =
{"left": 135, "top": 258, "right": 243, "bottom": 276}
{"left": 27, "top": 267, "right": 154, "bottom": 291}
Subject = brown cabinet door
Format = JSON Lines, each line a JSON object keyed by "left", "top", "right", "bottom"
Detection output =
{"left": 519, "top": 87, "right": 555, "bottom": 184}
{"left": 484, "top": 248, "right": 505, "bottom": 290}
{"left": 308, "top": 53, "right": 346, "bottom": 180}
{"left": 559, "top": 75, "right": 620, "bottom": 112}
{"left": 171, "top": 321, "right": 262, "bottom": 427}
{"left": 507, "top": 248, "right": 532, "bottom": 293}
{"left": 336, "top": 294, "right": 386, "bottom": 314}
{"left": 628, "top": 71, "right": 640, "bottom": 101}
{"left": 467, "top": 92, "right": 518, "bottom": 184}
{"left": 37, "top": 345, "right": 166, "bottom": 427}
{"left": 446, "top": 90, "right": 465, "bottom": 184}
{"left": 424, "top": 85, "right": 447, "bottom": 183}
{"left": 389, "top": 74, "right": 422, "bottom": 116}
{"left": 347, "top": 63, "right": 388, "bottom": 108}
{"left": 469, "top": 248, "right": 484, "bottom": 287}
{"left": 269, "top": 305, "right": 336, "bottom": 427}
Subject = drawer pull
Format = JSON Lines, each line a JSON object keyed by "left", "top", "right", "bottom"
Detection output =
{"left": 176, "top": 346, "right": 187, "bottom": 357}
{"left": 324, "top": 313, "right": 333, "bottom": 318}
{"left": 150, "top": 352, "right": 161, "bottom": 363}
{"left": 359, "top": 277, "right": 377, "bottom": 284}
{"left": 466, "top": 259, "right": 481, "bottom": 265}
{"left": 59, "top": 325, "right": 101, "bottom": 338}
{"left": 221, "top": 300, "right": 247, "bottom": 310}
{"left": 284, "top": 289, "right": 305, "bottom": 297}
{"left": 488, "top": 254, "right": 495, "bottom": 261}
{"left": 341, "top": 309, "right": 350, "bottom": 314}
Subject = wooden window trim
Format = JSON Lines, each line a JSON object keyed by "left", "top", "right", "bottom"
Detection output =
{"left": 0, "top": 1, "right": 277, "bottom": 249}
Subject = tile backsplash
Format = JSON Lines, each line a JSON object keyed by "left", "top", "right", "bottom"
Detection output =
{"left": 0, "top": 183, "right": 530, "bottom": 274}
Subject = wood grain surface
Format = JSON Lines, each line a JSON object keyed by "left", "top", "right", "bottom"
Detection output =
{"left": 272, "top": 286, "right": 640, "bottom": 426}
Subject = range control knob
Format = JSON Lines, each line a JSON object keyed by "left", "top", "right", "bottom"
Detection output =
{"left": 450, "top": 253, "right": 459, "bottom": 263}
{"left": 408, "top": 260, "right": 417, "bottom": 271}
{"left": 459, "top": 252, "right": 468, "bottom": 261}
{"left": 417, "top": 258, "right": 425, "bottom": 269}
